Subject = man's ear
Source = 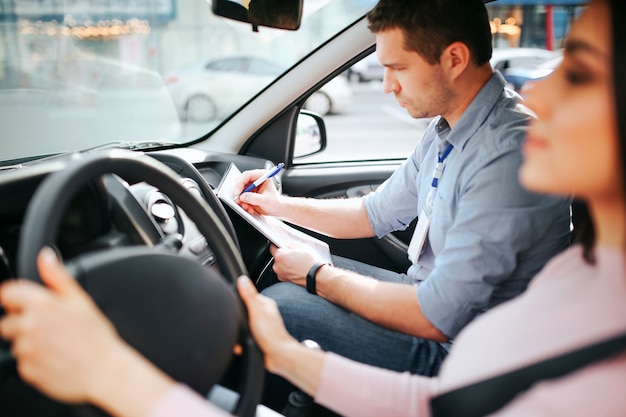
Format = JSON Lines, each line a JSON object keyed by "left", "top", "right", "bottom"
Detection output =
{"left": 440, "top": 41, "right": 470, "bottom": 81}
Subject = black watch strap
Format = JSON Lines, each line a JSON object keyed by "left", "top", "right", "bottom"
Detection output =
{"left": 306, "top": 262, "right": 327, "bottom": 295}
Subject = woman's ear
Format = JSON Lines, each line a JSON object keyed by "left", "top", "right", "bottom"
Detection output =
{"left": 440, "top": 41, "right": 471, "bottom": 81}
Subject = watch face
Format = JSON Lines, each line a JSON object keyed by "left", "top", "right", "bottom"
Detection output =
{"left": 265, "top": 160, "right": 283, "bottom": 193}
{"left": 302, "top": 339, "right": 321, "bottom": 350}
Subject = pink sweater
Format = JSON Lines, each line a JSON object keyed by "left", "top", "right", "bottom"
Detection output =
{"left": 148, "top": 245, "right": 626, "bottom": 417}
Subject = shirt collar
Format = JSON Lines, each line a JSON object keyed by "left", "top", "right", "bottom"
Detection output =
{"left": 444, "top": 71, "right": 507, "bottom": 151}
{"left": 435, "top": 117, "right": 451, "bottom": 142}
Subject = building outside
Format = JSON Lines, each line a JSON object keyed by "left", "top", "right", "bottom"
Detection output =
{"left": 487, "top": 0, "right": 587, "bottom": 50}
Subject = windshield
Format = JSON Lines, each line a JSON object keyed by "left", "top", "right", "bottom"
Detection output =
{"left": 0, "top": 0, "right": 375, "bottom": 162}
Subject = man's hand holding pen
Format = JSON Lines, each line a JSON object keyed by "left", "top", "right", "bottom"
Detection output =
{"left": 237, "top": 162, "right": 283, "bottom": 198}
{"left": 234, "top": 163, "right": 284, "bottom": 217}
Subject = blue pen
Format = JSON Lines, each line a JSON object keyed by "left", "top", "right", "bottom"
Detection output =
{"left": 239, "top": 162, "right": 284, "bottom": 198}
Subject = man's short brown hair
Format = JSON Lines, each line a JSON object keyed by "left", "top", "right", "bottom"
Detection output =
{"left": 366, "top": 0, "right": 493, "bottom": 66}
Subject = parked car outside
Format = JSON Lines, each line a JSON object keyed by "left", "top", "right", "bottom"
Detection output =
{"left": 166, "top": 55, "right": 352, "bottom": 121}
{"left": 303, "top": 75, "right": 352, "bottom": 116}
{"left": 347, "top": 52, "right": 384, "bottom": 82}
{"left": 490, "top": 47, "right": 560, "bottom": 72}
{"left": 502, "top": 52, "right": 564, "bottom": 92}
{"left": 1, "top": 54, "right": 180, "bottom": 161}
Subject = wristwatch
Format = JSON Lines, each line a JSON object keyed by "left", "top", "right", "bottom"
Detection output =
{"left": 306, "top": 262, "right": 328, "bottom": 295}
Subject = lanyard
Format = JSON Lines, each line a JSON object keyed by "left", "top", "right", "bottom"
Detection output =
{"left": 408, "top": 142, "right": 454, "bottom": 264}
{"left": 431, "top": 143, "right": 454, "bottom": 188}
{"left": 425, "top": 143, "right": 454, "bottom": 211}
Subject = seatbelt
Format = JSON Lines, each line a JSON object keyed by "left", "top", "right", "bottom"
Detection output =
{"left": 430, "top": 331, "right": 626, "bottom": 417}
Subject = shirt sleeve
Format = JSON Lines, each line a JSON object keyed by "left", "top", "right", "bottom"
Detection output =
{"left": 364, "top": 123, "right": 437, "bottom": 237}
{"left": 147, "top": 384, "right": 232, "bottom": 417}
{"left": 418, "top": 145, "right": 569, "bottom": 338}
{"left": 315, "top": 353, "right": 439, "bottom": 417}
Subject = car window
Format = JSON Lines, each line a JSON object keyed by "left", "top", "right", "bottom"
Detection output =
{"left": 294, "top": 2, "right": 584, "bottom": 165}
{"left": 0, "top": 0, "right": 585, "bottom": 164}
{"left": 0, "top": 0, "right": 375, "bottom": 162}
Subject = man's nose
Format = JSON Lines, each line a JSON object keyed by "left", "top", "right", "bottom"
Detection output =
{"left": 381, "top": 70, "right": 398, "bottom": 94}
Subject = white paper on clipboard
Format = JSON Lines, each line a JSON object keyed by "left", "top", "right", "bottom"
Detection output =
{"left": 215, "top": 163, "right": 333, "bottom": 265}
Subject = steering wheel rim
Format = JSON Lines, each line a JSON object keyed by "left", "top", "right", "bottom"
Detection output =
{"left": 12, "top": 149, "right": 263, "bottom": 417}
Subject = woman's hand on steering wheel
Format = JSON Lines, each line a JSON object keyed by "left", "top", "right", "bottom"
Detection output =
{"left": 0, "top": 247, "right": 176, "bottom": 415}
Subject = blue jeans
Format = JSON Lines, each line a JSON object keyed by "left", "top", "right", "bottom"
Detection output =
{"left": 260, "top": 256, "right": 448, "bottom": 410}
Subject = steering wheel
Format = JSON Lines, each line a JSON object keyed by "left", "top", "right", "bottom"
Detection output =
{"left": 5, "top": 149, "right": 264, "bottom": 417}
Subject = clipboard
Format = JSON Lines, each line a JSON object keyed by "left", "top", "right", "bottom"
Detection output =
{"left": 215, "top": 163, "right": 333, "bottom": 265}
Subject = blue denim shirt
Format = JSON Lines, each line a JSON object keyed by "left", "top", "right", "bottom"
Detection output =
{"left": 363, "top": 72, "right": 571, "bottom": 338}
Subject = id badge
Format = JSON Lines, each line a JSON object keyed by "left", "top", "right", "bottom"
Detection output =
{"left": 407, "top": 208, "right": 431, "bottom": 263}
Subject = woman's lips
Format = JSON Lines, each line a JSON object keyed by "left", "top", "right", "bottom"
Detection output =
{"left": 523, "top": 132, "right": 549, "bottom": 154}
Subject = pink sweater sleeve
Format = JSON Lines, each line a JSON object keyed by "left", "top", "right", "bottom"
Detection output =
{"left": 147, "top": 384, "right": 232, "bottom": 417}
{"left": 315, "top": 352, "right": 439, "bottom": 417}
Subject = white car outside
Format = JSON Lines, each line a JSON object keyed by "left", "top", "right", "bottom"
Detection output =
{"left": 166, "top": 55, "right": 352, "bottom": 122}
{"left": 348, "top": 53, "right": 384, "bottom": 82}
{"left": 490, "top": 47, "right": 560, "bottom": 72}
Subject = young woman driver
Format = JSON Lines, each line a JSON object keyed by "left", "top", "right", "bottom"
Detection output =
{"left": 0, "top": 0, "right": 624, "bottom": 415}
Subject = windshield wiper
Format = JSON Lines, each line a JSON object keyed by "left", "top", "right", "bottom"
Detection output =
{"left": 127, "top": 141, "right": 181, "bottom": 150}
{"left": 0, "top": 164, "right": 23, "bottom": 171}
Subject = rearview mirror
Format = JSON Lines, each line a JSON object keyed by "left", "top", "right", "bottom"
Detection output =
{"left": 211, "top": 0, "right": 303, "bottom": 31}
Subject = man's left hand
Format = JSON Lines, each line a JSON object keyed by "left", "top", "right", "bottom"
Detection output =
{"left": 270, "top": 245, "right": 319, "bottom": 287}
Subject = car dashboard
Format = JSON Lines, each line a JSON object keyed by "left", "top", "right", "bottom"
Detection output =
{"left": 0, "top": 148, "right": 276, "bottom": 287}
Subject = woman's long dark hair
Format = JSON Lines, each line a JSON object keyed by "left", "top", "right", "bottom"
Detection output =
{"left": 576, "top": 0, "right": 625, "bottom": 263}
{"left": 610, "top": 0, "right": 626, "bottom": 253}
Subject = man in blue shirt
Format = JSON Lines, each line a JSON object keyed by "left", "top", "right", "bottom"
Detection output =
{"left": 236, "top": 0, "right": 571, "bottom": 410}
